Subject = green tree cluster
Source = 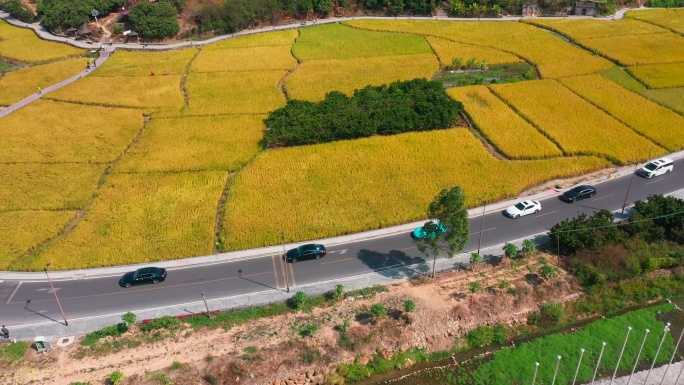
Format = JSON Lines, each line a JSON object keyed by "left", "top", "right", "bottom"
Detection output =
{"left": 627, "top": 194, "right": 684, "bottom": 242}
{"left": 358, "top": 0, "right": 436, "bottom": 15}
{"left": 448, "top": 0, "right": 516, "bottom": 17}
{"left": 128, "top": 1, "right": 180, "bottom": 39}
{"left": 548, "top": 209, "right": 625, "bottom": 256}
{"left": 264, "top": 79, "right": 461, "bottom": 148}
{"left": 192, "top": 0, "right": 284, "bottom": 35}
{"left": 37, "top": 0, "right": 125, "bottom": 31}
{"left": 646, "top": 0, "right": 684, "bottom": 6}
{"left": 0, "top": 0, "right": 36, "bottom": 23}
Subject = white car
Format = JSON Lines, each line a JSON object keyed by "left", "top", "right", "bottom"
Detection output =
{"left": 504, "top": 200, "right": 541, "bottom": 219}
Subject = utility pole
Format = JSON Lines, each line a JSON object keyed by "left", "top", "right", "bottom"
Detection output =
{"left": 281, "top": 231, "right": 290, "bottom": 293}
{"left": 44, "top": 262, "right": 69, "bottom": 326}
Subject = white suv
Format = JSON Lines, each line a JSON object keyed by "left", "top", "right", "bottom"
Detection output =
{"left": 637, "top": 157, "right": 674, "bottom": 178}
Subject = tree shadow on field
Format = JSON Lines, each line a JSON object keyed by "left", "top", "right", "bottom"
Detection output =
{"left": 356, "top": 249, "right": 430, "bottom": 279}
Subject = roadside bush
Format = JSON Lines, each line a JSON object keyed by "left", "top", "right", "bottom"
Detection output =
{"left": 338, "top": 331, "right": 354, "bottom": 351}
{"left": 370, "top": 304, "right": 387, "bottom": 318}
{"left": 288, "top": 291, "right": 310, "bottom": 310}
{"left": 538, "top": 303, "right": 564, "bottom": 327}
{"left": 264, "top": 79, "right": 461, "bottom": 147}
{"left": 338, "top": 362, "right": 372, "bottom": 382}
{"left": 466, "top": 325, "right": 494, "bottom": 348}
{"left": 470, "top": 281, "right": 482, "bottom": 293}
{"left": 539, "top": 264, "right": 557, "bottom": 280}
{"left": 403, "top": 300, "right": 416, "bottom": 313}
{"left": 139, "top": 316, "right": 181, "bottom": 332}
{"left": 492, "top": 324, "right": 508, "bottom": 344}
{"left": 299, "top": 324, "right": 319, "bottom": 337}
{"left": 346, "top": 285, "right": 388, "bottom": 299}
{"left": 108, "top": 370, "right": 124, "bottom": 385}
{"left": 503, "top": 243, "right": 518, "bottom": 259}
{"left": 81, "top": 323, "right": 127, "bottom": 346}
{"left": 301, "top": 347, "right": 322, "bottom": 364}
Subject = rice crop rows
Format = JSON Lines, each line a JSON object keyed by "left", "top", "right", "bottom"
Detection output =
{"left": 447, "top": 86, "right": 561, "bottom": 159}
{"left": 523, "top": 18, "right": 667, "bottom": 39}
{"left": 191, "top": 45, "right": 297, "bottom": 72}
{"left": 22, "top": 171, "right": 228, "bottom": 270}
{"left": 344, "top": 20, "right": 603, "bottom": 68}
{"left": 208, "top": 30, "right": 299, "bottom": 49}
{"left": 560, "top": 74, "right": 684, "bottom": 152}
{"left": 185, "top": 70, "right": 287, "bottom": 115}
{"left": 47, "top": 75, "right": 184, "bottom": 113}
{"left": 0, "top": 58, "right": 83, "bottom": 106}
{"left": 536, "top": 56, "right": 615, "bottom": 79}
{"left": 577, "top": 33, "right": 684, "bottom": 66}
{"left": 293, "top": 23, "right": 432, "bottom": 61}
{"left": 627, "top": 62, "right": 684, "bottom": 89}
{"left": 0, "top": 210, "right": 74, "bottom": 270}
{"left": 0, "top": 163, "right": 104, "bottom": 211}
{"left": 220, "top": 129, "right": 609, "bottom": 250}
{"left": 284, "top": 54, "right": 438, "bottom": 101}
{"left": 425, "top": 36, "right": 522, "bottom": 67}
{"left": 117, "top": 115, "right": 265, "bottom": 172}
{"left": 0, "top": 100, "right": 143, "bottom": 163}
{"left": 489, "top": 79, "right": 665, "bottom": 163}
{"left": 93, "top": 49, "right": 197, "bottom": 77}
{"left": 640, "top": 88, "right": 684, "bottom": 115}
{"left": 625, "top": 9, "right": 684, "bottom": 35}
{"left": 0, "top": 20, "right": 85, "bottom": 63}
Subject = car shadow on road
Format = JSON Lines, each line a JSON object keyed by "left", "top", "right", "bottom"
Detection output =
{"left": 356, "top": 249, "right": 430, "bottom": 279}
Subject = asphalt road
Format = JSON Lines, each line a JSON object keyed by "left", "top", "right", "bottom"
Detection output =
{"left": 1, "top": 164, "right": 683, "bottom": 326}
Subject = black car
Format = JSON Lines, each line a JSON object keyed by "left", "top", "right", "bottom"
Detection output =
{"left": 286, "top": 244, "right": 327, "bottom": 263}
{"left": 119, "top": 267, "right": 167, "bottom": 288}
{"left": 561, "top": 185, "right": 597, "bottom": 203}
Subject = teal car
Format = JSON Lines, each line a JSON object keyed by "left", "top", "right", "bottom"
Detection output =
{"left": 411, "top": 221, "right": 446, "bottom": 239}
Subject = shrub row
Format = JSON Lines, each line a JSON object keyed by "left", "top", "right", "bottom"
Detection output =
{"left": 263, "top": 79, "right": 461, "bottom": 147}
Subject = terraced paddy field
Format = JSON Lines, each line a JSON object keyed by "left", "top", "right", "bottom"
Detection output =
{"left": 2, "top": 11, "right": 684, "bottom": 269}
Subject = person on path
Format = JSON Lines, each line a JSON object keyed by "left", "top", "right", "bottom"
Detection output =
{"left": 37, "top": 87, "right": 42, "bottom": 94}
{"left": 150, "top": 71, "right": 155, "bottom": 76}
{"left": 1, "top": 325, "right": 9, "bottom": 339}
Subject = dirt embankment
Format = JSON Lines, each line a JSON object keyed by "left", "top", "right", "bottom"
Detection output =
{"left": 0, "top": 255, "right": 582, "bottom": 385}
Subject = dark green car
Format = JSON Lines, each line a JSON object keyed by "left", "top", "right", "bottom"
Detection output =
{"left": 286, "top": 244, "right": 327, "bottom": 263}
{"left": 119, "top": 267, "right": 167, "bottom": 288}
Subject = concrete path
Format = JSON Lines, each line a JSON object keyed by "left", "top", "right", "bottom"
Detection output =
{"left": 0, "top": 7, "right": 655, "bottom": 53}
{"left": 0, "top": 45, "right": 114, "bottom": 118}
{"left": 593, "top": 360, "right": 684, "bottom": 385}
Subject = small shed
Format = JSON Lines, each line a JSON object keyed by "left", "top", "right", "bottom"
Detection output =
{"left": 572, "top": 0, "right": 597, "bottom": 16}
{"left": 522, "top": 3, "right": 540, "bottom": 17}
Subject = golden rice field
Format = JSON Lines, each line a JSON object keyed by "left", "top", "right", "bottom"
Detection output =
{"left": 577, "top": 33, "right": 684, "bottom": 66}
{"left": 0, "top": 210, "right": 75, "bottom": 270}
{"left": 185, "top": 70, "right": 287, "bottom": 115}
{"left": 627, "top": 62, "right": 684, "bottom": 89}
{"left": 284, "top": 54, "right": 438, "bottom": 101}
{"left": 0, "top": 58, "right": 83, "bottom": 106}
{"left": 47, "top": 75, "right": 184, "bottom": 113}
{"left": 425, "top": 36, "right": 522, "bottom": 66}
{"left": 344, "top": 19, "right": 609, "bottom": 71}
{"left": 0, "top": 20, "right": 85, "bottom": 63}
{"left": 117, "top": 115, "right": 265, "bottom": 172}
{"left": 293, "top": 23, "right": 432, "bottom": 61}
{"left": 92, "top": 49, "right": 197, "bottom": 77}
{"left": 489, "top": 79, "right": 665, "bottom": 163}
{"left": 560, "top": 74, "right": 684, "bottom": 152}
{"left": 641, "top": 88, "right": 684, "bottom": 115}
{"left": 0, "top": 163, "right": 104, "bottom": 211}
{"left": 21, "top": 171, "right": 228, "bottom": 270}
{"left": 523, "top": 18, "right": 667, "bottom": 39}
{"left": 625, "top": 9, "right": 684, "bottom": 34}
{"left": 220, "top": 129, "right": 610, "bottom": 250}
{"left": 192, "top": 45, "right": 297, "bottom": 72}
{"left": 447, "top": 86, "right": 561, "bottom": 159}
{"left": 3, "top": 18, "right": 684, "bottom": 269}
{"left": 536, "top": 56, "right": 615, "bottom": 79}
{"left": 0, "top": 100, "right": 143, "bottom": 163}
{"left": 207, "top": 30, "right": 299, "bottom": 49}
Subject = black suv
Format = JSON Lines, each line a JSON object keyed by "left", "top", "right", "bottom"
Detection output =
{"left": 561, "top": 185, "right": 596, "bottom": 203}
{"left": 119, "top": 267, "right": 167, "bottom": 288}
{"left": 286, "top": 244, "right": 327, "bottom": 263}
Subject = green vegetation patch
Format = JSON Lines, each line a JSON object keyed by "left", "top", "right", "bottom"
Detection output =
{"left": 292, "top": 23, "right": 433, "bottom": 61}
{"left": 640, "top": 87, "right": 684, "bottom": 114}
{"left": 599, "top": 67, "right": 646, "bottom": 92}
{"left": 434, "top": 62, "right": 536, "bottom": 88}
{"left": 264, "top": 78, "right": 461, "bottom": 147}
{"left": 0, "top": 341, "right": 29, "bottom": 365}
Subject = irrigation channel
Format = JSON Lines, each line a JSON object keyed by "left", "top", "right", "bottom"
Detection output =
{"left": 355, "top": 300, "right": 684, "bottom": 385}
